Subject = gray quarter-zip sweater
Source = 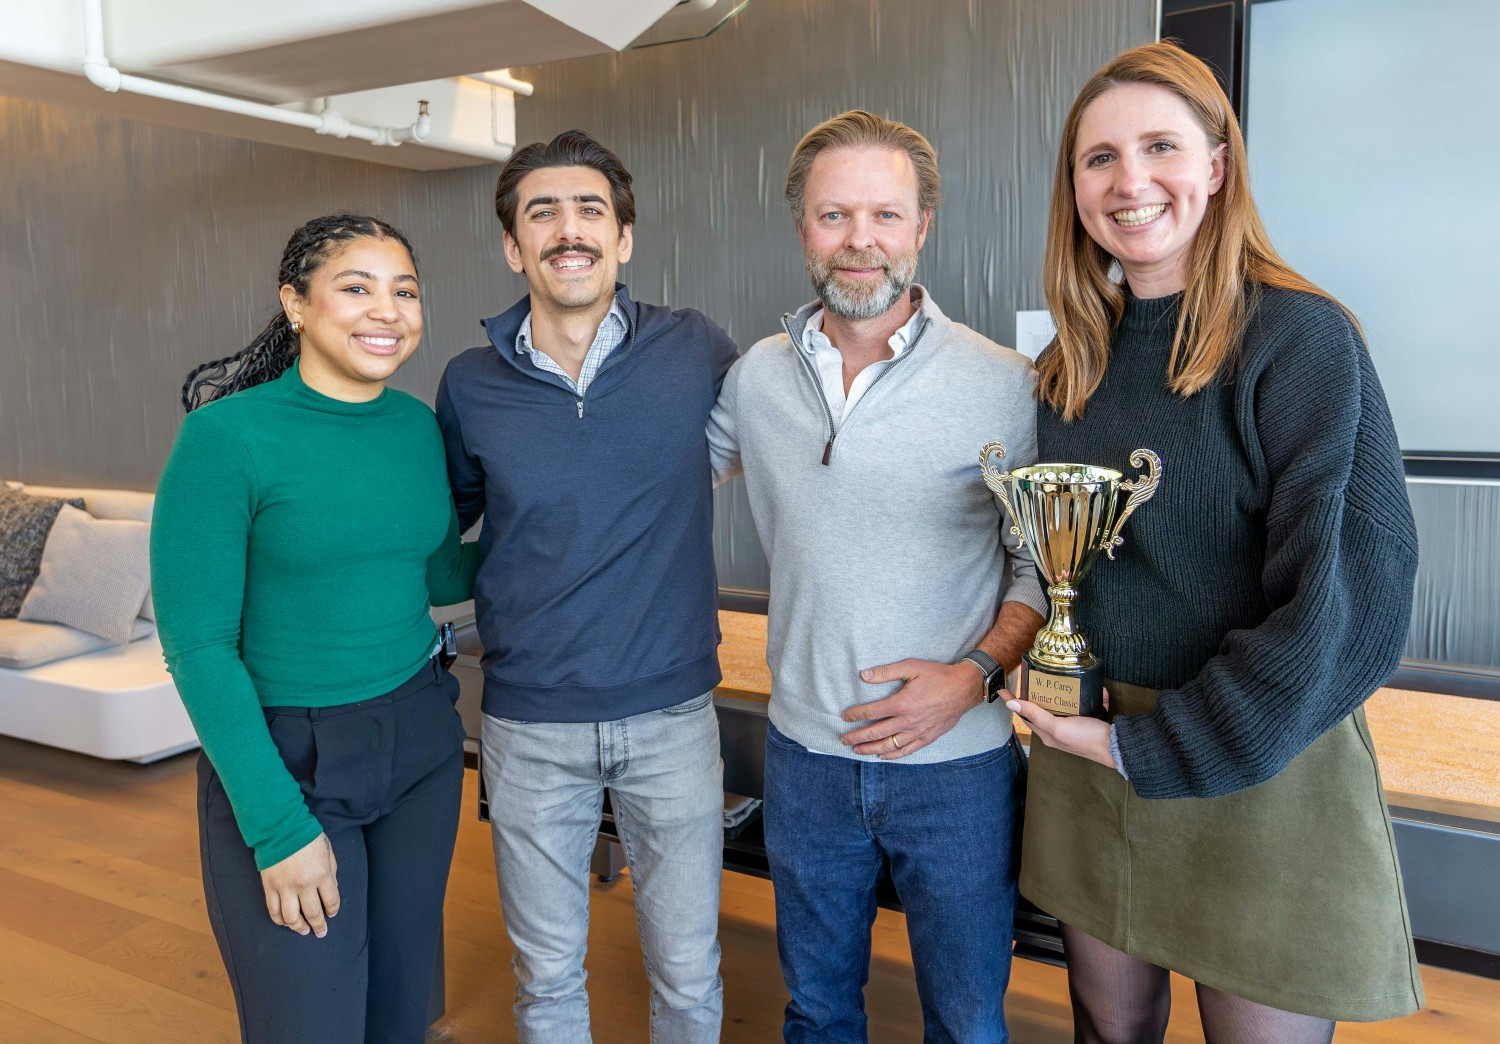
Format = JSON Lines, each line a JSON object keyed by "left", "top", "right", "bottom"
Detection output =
{"left": 709, "top": 288, "right": 1046, "bottom": 763}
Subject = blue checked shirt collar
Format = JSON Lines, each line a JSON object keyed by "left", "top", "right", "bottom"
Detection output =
{"left": 514, "top": 299, "right": 629, "bottom": 397}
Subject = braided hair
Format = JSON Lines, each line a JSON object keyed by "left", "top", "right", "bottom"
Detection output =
{"left": 181, "top": 213, "right": 419, "bottom": 412}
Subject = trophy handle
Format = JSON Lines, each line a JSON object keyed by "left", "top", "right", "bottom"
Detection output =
{"left": 978, "top": 441, "right": 1025, "bottom": 547}
{"left": 1103, "top": 448, "right": 1163, "bottom": 561}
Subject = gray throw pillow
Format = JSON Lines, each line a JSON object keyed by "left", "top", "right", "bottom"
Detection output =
{"left": 0, "top": 487, "right": 85, "bottom": 617}
{"left": 19, "top": 505, "right": 151, "bottom": 644}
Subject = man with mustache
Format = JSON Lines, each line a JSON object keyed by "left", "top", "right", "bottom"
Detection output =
{"left": 436, "top": 130, "right": 737, "bottom": 1043}
{"left": 709, "top": 111, "right": 1046, "bottom": 1042}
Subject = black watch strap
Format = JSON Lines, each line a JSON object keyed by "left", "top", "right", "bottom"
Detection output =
{"left": 961, "top": 650, "right": 1005, "bottom": 702}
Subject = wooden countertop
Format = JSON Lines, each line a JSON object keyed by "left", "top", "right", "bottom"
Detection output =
{"left": 717, "top": 611, "right": 1500, "bottom": 823}
{"left": 718, "top": 610, "right": 772, "bottom": 697}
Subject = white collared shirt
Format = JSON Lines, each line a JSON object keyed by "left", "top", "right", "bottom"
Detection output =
{"left": 801, "top": 304, "right": 924, "bottom": 426}
{"left": 514, "top": 300, "right": 628, "bottom": 398}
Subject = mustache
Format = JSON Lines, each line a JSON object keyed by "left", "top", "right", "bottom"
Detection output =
{"left": 540, "top": 243, "right": 604, "bottom": 263}
{"left": 818, "top": 249, "right": 892, "bottom": 273}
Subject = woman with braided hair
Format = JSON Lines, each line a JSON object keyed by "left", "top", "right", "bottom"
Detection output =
{"left": 151, "top": 214, "right": 478, "bottom": 1042}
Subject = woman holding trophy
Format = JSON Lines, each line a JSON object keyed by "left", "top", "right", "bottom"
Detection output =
{"left": 1006, "top": 42, "right": 1423, "bottom": 1042}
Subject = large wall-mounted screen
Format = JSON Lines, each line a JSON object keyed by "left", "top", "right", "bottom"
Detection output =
{"left": 1246, "top": 0, "right": 1499, "bottom": 454}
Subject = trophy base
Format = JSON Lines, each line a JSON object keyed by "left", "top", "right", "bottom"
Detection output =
{"left": 1019, "top": 656, "right": 1106, "bottom": 720}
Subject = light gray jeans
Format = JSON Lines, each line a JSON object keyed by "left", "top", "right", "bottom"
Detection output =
{"left": 480, "top": 690, "right": 725, "bottom": 1044}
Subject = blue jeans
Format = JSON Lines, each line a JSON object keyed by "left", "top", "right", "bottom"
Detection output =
{"left": 480, "top": 691, "right": 725, "bottom": 1044}
{"left": 763, "top": 722, "right": 1025, "bottom": 1044}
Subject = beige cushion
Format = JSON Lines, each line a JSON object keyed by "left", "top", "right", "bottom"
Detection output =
{"left": 5, "top": 483, "right": 157, "bottom": 617}
{"left": 19, "top": 506, "right": 151, "bottom": 644}
{"left": 0, "top": 616, "right": 154, "bottom": 670}
{"left": 16, "top": 484, "right": 153, "bottom": 523}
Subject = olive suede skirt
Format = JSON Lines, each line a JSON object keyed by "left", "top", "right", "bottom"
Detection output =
{"left": 1018, "top": 679, "right": 1424, "bottom": 1022}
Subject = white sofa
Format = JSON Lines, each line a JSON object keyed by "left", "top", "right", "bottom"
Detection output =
{"left": 0, "top": 482, "right": 197, "bottom": 763}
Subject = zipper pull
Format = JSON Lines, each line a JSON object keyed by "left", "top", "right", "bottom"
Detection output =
{"left": 576, "top": 399, "right": 584, "bottom": 419}
{"left": 821, "top": 437, "right": 833, "bottom": 465}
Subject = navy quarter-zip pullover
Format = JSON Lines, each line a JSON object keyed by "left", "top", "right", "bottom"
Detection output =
{"left": 436, "top": 284, "right": 739, "bottom": 722}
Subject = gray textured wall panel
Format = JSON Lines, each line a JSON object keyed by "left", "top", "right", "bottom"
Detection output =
{"left": 0, "top": 97, "right": 508, "bottom": 490}
{"left": 1405, "top": 480, "right": 1500, "bottom": 668}
{"left": 510, "top": 0, "right": 1157, "bottom": 592}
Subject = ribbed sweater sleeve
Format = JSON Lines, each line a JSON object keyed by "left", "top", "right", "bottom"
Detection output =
{"left": 150, "top": 411, "right": 323, "bottom": 870}
{"left": 1115, "top": 298, "right": 1418, "bottom": 799}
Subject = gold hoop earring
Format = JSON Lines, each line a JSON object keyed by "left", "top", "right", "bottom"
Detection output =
{"left": 290, "top": 321, "right": 303, "bottom": 335}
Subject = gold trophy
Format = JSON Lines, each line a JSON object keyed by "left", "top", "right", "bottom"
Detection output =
{"left": 979, "top": 443, "right": 1163, "bottom": 718}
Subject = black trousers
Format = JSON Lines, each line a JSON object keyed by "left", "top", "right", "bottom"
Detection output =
{"left": 197, "top": 657, "right": 465, "bottom": 1044}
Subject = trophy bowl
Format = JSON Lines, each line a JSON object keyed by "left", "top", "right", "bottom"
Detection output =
{"left": 979, "top": 443, "right": 1162, "bottom": 718}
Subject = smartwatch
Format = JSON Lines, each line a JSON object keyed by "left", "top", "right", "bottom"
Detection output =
{"left": 960, "top": 649, "right": 1006, "bottom": 703}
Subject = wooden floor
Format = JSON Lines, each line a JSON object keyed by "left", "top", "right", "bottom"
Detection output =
{"left": 0, "top": 736, "right": 1496, "bottom": 1043}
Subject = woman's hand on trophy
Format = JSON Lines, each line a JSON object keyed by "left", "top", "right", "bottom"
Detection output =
{"left": 841, "top": 658, "right": 986, "bottom": 759}
{"left": 1006, "top": 697, "right": 1117, "bottom": 770}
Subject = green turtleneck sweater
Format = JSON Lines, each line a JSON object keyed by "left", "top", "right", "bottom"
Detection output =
{"left": 1037, "top": 286, "right": 1418, "bottom": 800}
{"left": 151, "top": 362, "right": 477, "bottom": 869}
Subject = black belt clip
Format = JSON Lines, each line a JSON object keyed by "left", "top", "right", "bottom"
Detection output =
{"left": 438, "top": 621, "right": 458, "bottom": 671}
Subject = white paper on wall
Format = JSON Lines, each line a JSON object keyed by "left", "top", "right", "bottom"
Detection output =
{"left": 1014, "top": 310, "right": 1057, "bottom": 361}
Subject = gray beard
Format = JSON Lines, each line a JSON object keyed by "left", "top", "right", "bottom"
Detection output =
{"left": 807, "top": 249, "right": 920, "bottom": 321}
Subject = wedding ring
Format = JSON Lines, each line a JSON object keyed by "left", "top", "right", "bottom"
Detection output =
{"left": 891, "top": 736, "right": 902, "bottom": 750}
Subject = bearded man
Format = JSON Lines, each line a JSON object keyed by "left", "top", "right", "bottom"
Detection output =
{"left": 708, "top": 111, "right": 1047, "bottom": 1043}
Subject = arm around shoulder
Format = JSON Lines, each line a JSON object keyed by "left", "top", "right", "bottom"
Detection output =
{"left": 436, "top": 363, "right": 486, "bottom": 532}
{"left": 707, "top": 348, "right": 746, "bottom": 485}
{"left": 426, "top": 499, "right": 480, "bottom": 606}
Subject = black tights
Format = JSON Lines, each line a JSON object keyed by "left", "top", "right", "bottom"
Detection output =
{"left": 1061, "top": 924, "right": 1337, "bottom": 1044}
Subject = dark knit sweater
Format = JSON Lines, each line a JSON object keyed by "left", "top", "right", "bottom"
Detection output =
{"left": 1036, "top": 286, "right": 1418, "bottom": 799}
